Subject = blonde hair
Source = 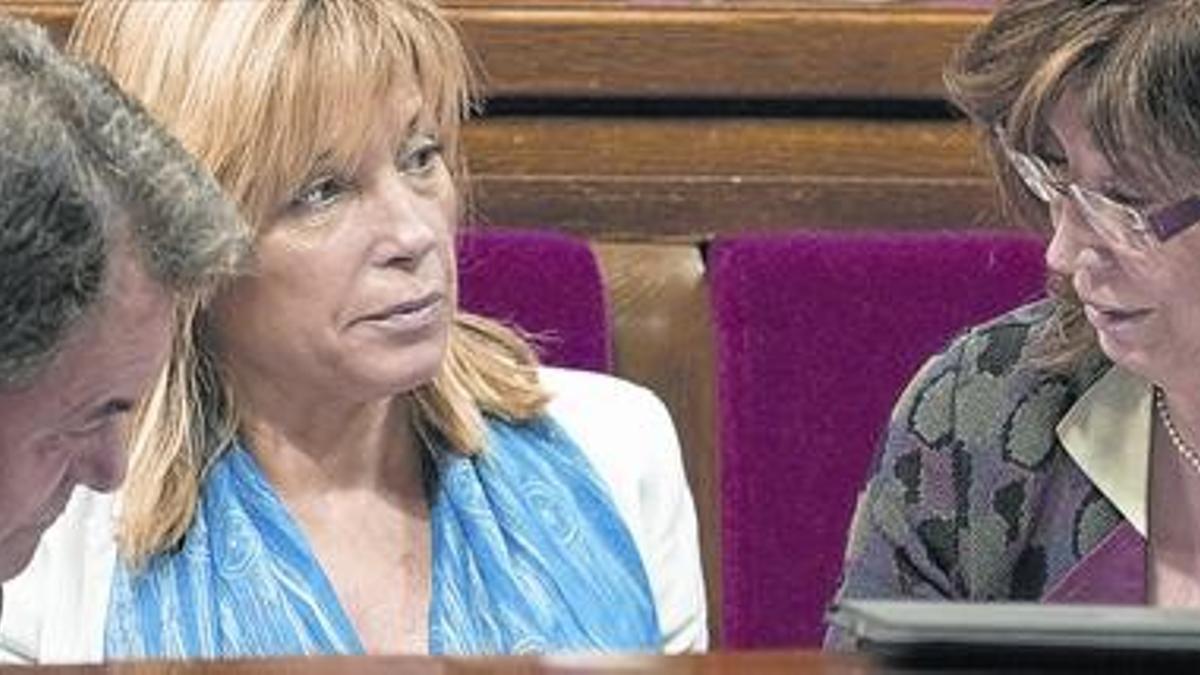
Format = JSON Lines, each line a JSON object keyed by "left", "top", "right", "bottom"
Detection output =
{"left": 946, "top": 0, "right": 1200, "bottom": 369}
{"left": 70, "top": 0, "right": 548, "bottom": 565}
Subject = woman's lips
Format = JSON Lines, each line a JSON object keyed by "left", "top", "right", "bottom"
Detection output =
{"left": 1083, "top": 302, "right": 1153, "bottom": 331}
{"left": 360, "top": 293, "right": 444, "bottom": 332}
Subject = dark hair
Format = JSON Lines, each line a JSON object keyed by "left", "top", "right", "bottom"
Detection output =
{"left": 945, "top": 0, "right": 1200, "bottom": 369}
{"left": 0, "top": 16, "right": 247, "bottom": 386}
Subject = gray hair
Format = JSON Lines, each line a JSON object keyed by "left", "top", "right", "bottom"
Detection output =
{"left": 0, "top": 15, "right": 247, "bottom": 386}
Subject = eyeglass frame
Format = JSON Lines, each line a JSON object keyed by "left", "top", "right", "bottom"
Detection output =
{"left": 992, "top": 124, "right": 1200, "bottom": 247}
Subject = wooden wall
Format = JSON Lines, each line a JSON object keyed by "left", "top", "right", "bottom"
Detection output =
{"left": 5, "top": 1, "right": 996, "bottom": 240}
{"left": 453, "top": 1, "right": 996, "bottom": 239}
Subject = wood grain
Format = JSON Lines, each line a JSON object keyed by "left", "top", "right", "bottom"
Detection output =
{"left": 4, "top": 1, "right": 990, "bottom": 99}
{"left": 465, "top": 117, "right": 999, "bottom": 238}
{"left": 447, "top": 3, "right": 988, "bottom": 99}
{"left": 594, "top": 241, "right": 721, "bottom": 642}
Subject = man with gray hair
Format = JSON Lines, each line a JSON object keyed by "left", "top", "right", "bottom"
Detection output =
{"left": 0, "top": 15, "right": 247, "bottom": 600}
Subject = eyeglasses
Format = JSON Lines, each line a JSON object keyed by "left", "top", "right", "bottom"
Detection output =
{"left": 994, "top": 126, "right": 1200, "bottom": 251}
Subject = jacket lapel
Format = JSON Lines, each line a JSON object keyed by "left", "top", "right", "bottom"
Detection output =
{"left": 1042, "top": 521, "right": 1145, "bottom": 604}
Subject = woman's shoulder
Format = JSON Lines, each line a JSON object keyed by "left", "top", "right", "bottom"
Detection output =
{"left": 881, "top": 300, "right": 1109, "bottom": 475}
{"left": 907, "top": 299, "right": 1104, "bottom": 398}
{"left": 885, "top": 299, "right": 1108, "bottom": 475}
{"left": 539, "top": 366, "right": 667, "bottom": 418}
{"left": 944, "top": 298, "right": 1054, "bottom": 369}
{"left": 537, "top": 366, "right": 676, "bottom": 477}
{"left": 534, "top": 367, "right": 708, "bottom": 652}
{"left": 537, "top": 366, "right": 678, "bottom": 467}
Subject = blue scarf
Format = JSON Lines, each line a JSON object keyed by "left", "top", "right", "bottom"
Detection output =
{"left": 104, "top": 417, "right": 660, "bottom": 658}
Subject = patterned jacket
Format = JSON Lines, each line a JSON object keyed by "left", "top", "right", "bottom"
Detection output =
{"left": 827, "top": 300, "right": 1151, "bottom": 646}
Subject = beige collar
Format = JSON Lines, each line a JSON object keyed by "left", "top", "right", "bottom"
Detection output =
{"left": 1055, "top": 366, "right": 1152, "bottom": 537}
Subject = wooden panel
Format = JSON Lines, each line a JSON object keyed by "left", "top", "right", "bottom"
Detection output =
{"left": 5, "top": 0, "right": 1003, "bottom": 234}
{"left": 4, "top": 1, "right": 990, "bottom": 99}
{"left": 465, "top": 117, "right": 999, "bottom": 238}
{"left": 472, "top": 178, "right": 999, "bottom": 239}
{"left": 445, "top": 2, "right": 990, "bottom": 99}
{"left": 594, "top": 241, "right": 721, "bottom": 644}
{"left": 468, "top": 117, "right": 982, "bottom": 176}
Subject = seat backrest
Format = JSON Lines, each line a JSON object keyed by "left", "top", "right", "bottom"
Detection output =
{"left": 457, "top": 228, "right": 610, "bottom": 372}
{"left": 711, "top": 230, "right": 1045, "bottom": 648}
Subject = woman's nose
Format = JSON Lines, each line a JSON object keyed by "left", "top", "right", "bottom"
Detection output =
{"left": 1043, "top": 195, "right": 1106, "bottom": 276}
{"left": 373, "top": 177, "right": 440, "bottom": 266}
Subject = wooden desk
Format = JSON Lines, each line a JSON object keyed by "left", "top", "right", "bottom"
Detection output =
{"left": 0, "top": 651, "right": 880, "bottom": 674}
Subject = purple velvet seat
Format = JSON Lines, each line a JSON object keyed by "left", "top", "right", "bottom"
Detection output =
{"left": 456, "top": 228, "right": 610, "bottom": 373}
{"left": 711, "top": 230, "right": 1046, "bottom": 648}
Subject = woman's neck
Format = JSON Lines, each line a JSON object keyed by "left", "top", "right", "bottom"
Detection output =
{"left": 1157, "top": 376, "right": 1200, "bottom": 455}
{"left": 234, "top": 379, "right": 426, "bottom": 502}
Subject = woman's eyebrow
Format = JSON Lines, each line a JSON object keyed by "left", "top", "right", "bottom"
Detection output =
{"left": 297, "top": 150, "right": 340, "bottom": 183}
{"left": 397, "top": 100, "right": 436, "bottom": 137}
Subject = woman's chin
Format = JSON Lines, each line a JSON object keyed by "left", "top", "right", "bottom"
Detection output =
{"left": 1096, "top": 333, "right": 1159, "bottom": 382}
{"left": 362, "top": 345, "right": 448, "bottom": 399}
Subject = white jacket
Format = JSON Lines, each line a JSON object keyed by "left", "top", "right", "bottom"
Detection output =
{"left": 0, "top": 367, "right": 707, "bottom": 663}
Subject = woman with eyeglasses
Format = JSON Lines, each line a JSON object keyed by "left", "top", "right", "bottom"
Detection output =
{"left": 828, "top": 0, "right": 1200, "bottom": 646}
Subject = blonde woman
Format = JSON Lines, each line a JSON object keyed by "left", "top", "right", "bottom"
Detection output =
{"left": 0, "top": 0, "right": 705, "bottom": 661}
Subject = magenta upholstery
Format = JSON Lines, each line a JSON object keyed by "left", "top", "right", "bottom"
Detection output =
{"left": 712, "top": 230, "right": 1046, "bottom": 648}
{"left": 457, "top": 228, "right": 610, "bottom": 372}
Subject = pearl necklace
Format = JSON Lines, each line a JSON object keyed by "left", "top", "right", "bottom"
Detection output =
{"left": 1154, "top": 387, "right": 1200, "bottom": 477}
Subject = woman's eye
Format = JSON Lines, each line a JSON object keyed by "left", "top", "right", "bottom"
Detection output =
{"left": 291, "top": 176, "right": 346, "bottom": 210}
{"left": 399, "top": 137, "right": 444, "bottom": 176}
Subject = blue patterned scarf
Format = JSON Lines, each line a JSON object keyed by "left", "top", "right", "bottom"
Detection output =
{"left": 105, "top": 417, "right": 660, "bottom": 658}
